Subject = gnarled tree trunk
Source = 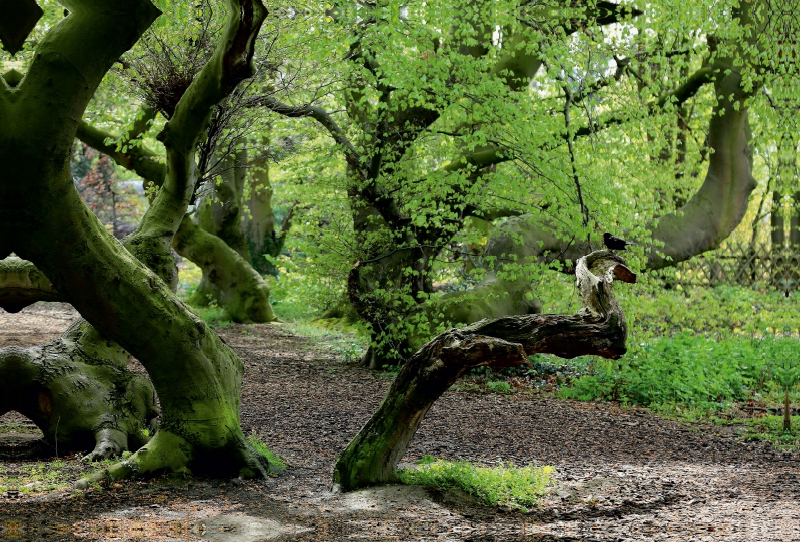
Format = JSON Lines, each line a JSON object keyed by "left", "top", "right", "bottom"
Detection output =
{"left": 333, "top": 250, "right": 635, "bottom": 492}
{"left": 0, "top": 0, "right": 272, "bottom": 485}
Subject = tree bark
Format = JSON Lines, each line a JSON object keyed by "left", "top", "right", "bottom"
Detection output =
{"left": 333, "top": 251, "right": 635, "bottom": 492}
{"left": 76, "top": 113, "right": 277, "bottom": 322}
{"left": 0, "top": 256, "right": 62, "bottom": 313}
{"left": 0, "top": 322, "right": 158, "bottom": 461}
{"left": 198, "top": 152, "right": 251, "bottom": 261}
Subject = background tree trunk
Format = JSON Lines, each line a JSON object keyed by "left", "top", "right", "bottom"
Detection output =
{"left": 174, "top": 215, "right": 276, "bottom": 323}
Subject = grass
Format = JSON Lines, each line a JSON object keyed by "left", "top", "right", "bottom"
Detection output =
{"left": 0, "top": 459, "right": 71, "bottom": 493}
{"left": 0, "top": 454, "right": 130, "bottom": 495}
{"left": 398, "top": 456, "right": 554, "bottom": 511}
{"left": 557, "top": 333, "right": 798, "bottom": 408}
{"left": 247, "top": 433, "right": 287, "bottom": 474}
{"left": 188, "top": 303, "right": 234, "bottom": 328}
{"left": 285, "top": 321, "right": 368, "bottom": 364}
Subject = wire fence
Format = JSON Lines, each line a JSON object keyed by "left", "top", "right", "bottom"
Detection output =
{"left": 656, "top": 242, "right": 800, "bottom": 293}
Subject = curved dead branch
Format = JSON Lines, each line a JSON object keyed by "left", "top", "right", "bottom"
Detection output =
{"left": 333, "top": 250, "right": 635, "bottom": 492}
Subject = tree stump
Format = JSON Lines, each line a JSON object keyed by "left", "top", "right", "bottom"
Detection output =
{"left": 333, "top": 250, "right": 636, "bottom": 492}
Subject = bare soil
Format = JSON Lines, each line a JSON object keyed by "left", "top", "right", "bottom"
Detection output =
{"left": 0, "top": 303, "right": 798, "bottom": 541}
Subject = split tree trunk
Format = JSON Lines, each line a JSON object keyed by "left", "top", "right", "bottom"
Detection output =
{"left": 76, "top": 117, "right": 277, "bottom": 323}
{"left": 333, "top": 250, "right": 635, "bottom": 492}
{"left": 0, "top": 0, "right": 272, "bottom": 483}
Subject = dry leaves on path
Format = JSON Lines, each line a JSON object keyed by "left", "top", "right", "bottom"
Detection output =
{"left": 0, "top": 304, "right": 798, "bottom": 541}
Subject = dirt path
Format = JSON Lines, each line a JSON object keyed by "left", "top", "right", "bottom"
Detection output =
{"left": 0, "top": 303, "right": 798, "bottom": 541}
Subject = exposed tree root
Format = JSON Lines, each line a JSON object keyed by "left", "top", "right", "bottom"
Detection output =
{"left": 0, "top": 320, "right": 158, "bottom": 461}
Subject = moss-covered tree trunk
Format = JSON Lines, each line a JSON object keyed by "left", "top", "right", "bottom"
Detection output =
{"left": 197, "top": 152, "right": 251, "bottom": 261}
{"left": 0, "top": 322, "right": 158, "bottom": 460}
{"left": 333, "top": 251, "right": 636, "bottom": 492}
{"left": 0, "top": 255, "right": 61, "bottom": 313}
{"left": 174, "top": 215, "right": 276, "bottom": 323}
{"left": 242, "top": 139, "right": 290, "bottom": 275}
{"left": 0, "top": 0, "right": 272, "bottom": 482}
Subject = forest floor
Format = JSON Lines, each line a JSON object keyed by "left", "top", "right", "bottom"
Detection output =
{"left": 0, "top": 303, "right": 798, "bottom": 541}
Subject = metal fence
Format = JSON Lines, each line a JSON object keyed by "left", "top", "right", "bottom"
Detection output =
{"left": 656, "top": 242, "right": 800, "bottom": 293}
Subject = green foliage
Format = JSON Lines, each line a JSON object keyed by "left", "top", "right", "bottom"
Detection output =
{"left": 0, "top": 459, "right": 70, "bottom": 494}
{"left": 189, "top": 303, "right": 233, "bottom": 328}
{"left": 740, "top": 416, "right": 799, "bottom": 449}
{"left": 285, "top": 322, "right": 368, "bottom": 364}
{"left": 176, "top": 260, "right": 203, "bottom": 299}
{"left": 379, "top": 365, "right": 401, "bottom": 377}
{"left": 559, "top": 332, "right": 799, "bottom": 411}
{"left": 247, "top": 433, "right": 286, "bottom": 474}
{"left": 399, "top": 459, "right": 554, "bottom": 511}
{"left": 486, "top": 380, "right": 513, "bottom": 394}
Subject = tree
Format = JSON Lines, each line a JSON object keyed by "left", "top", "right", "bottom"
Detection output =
{"left": 264, "top": 0, "right": 764, "bottom": 368}
{"left": 0, "top": 0, "right": 272, "bottom": 481}
{"left": 74, "top": 14, "right": 281, "bottom": 324}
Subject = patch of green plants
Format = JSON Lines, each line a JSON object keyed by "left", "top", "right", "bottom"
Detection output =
{"left": 189, "top": 302, "right": 234, "bottom": 328}
{"left": 176, "top": 260, "right": 203, "bottom": 299}
{"left": 379, "top": 365, "right": 401, "bottom": 377}
{"left": 247, "top": 433, "right": 287, "bottom": 474}
{"left": 739, "top": 416, "right": 799, "bottom": 449}
{"left": 398, "top": 458, "right": 554, "bottom": 511}
{"left": 486, "top": 380, "right": 513, "bottom": 394}
{"left": 286, "top": 321, "right": 368, "bottom": 364}
{"left": 271, "top": 299, "right": 316, "bottom": 322}
{"left": 0, "top": 459, "right": 73, "bottom": 494}
{"left": 559, "top": 333, "right": 796, "bottom": 409}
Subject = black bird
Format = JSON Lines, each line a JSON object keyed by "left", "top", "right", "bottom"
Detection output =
{"left": 603, "top": 232, "right": 635, "bottom": 251}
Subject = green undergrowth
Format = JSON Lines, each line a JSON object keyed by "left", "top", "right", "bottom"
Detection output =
{"left": 0, "top": 459, "right": 72, "bottom": 494}
{"left": 247, "top": 433, "right": 287, "bottom": 474}
{"left": 188, "top": 303, "right": 234, "bottom": 328}
{"left": 455, "top": 283, "right": 800, "bottom": 446}
{"left": 558, "top": 333, "right": 797, "bottom": 408}
{"left": 739, "top": 416, "right": 799, "bottom": 449}
{"left": 399, "top": 456, "right": 554, "bottom": 511}
{"left": 0, "top": 453, "right": 130, "bottom": 495}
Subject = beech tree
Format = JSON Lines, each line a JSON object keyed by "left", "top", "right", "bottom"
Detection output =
{"left": 0, "top": 0, "right": 272, "bottom": 481}
{"left": 265, "top": 0, "right": 769, "bottom": 368}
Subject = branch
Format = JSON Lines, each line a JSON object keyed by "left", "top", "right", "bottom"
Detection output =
{"left": 260, "top": 96, "right": 365, "bottom": 177}
{"left": 333, "top": 250, "right": 635, "bottom": 491}
{"left": 0, "top": 256, "right": 62, "bottom": 313}
{"left": 573, "top": 66, "right": 714, "bottom": 138}
{"left": 76, "top": 118, "right": 166, "bottom": 187}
